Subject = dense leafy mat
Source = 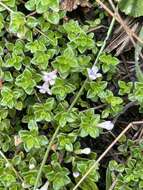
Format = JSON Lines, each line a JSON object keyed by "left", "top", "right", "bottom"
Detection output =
{"left": 0, "top": 0, "right": 143, "bottom": 189}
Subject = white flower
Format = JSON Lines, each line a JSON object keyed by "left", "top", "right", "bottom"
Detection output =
{"left": 37, "top": 82, "right": 52, "bottom": 95}
{"left": 80, "top": 148, "right": 91, "bottom": 155}
{"left": 42, "top": 70, "right": 57, "bottom": 85}
{"left": 97, "top": 121, "right": 114, "bottom": 130}
{"left": 29, "top": 164, "right": 35, "bottom": 170}
{"left": 73, "top": 172, "right": 80, "bottom": 178}
{"left": 87, "top": 66, "right": 102, "bottom": 80}
{"left": 39, "top": 181, "right": 49, "bottom": 190}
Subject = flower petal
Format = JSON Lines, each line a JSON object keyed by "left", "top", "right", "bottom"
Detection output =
{"left": 42, "top": 70, "right": 57, "bottom": 84}
{"left": 87, "top": 69, "right": 96, "bottom": 80}
{"left": 37, "top": 85, "right": 47, "bottom": 94}
{"left": 87, "top": 66, "right": 101, "bottom": 80}
{"left": 46, "top": 87, "right": 52, "bottom": 95}
{"left": 39, "top": 181, "right": 49, "bottom": 190}
{"left": 49, "top": 79, "right": 56, "bottom": 86}
{"left": 73, "top": 172, "right": 80, "bottom": 178}
{"left": 92, "top": 66, "right": 99, "bottom": 74}
{"left": 80, "top": 147, "right": 91, "bottom": 154}
{"left": 37, "top": 82, "right": 52, "bottom": 95}
{"left": 97, "top": 121, "right": 114, "bottom": 130}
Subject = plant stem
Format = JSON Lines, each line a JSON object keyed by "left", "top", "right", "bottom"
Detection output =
{"left": 0, "top": 1, "right": 14, "bottom": 13}
{"left": 33, "top": 125, "right": 60, "bottom": 190}
{"left": 71, "top": 15, "right": 116, "bottom": 190}
{"left": 93, "top": 15, "right": 115, "bottom": 66}
{"left": 68, "top": 79, "right": 87, "bottom": 111}
{"left": 96, "top": 0, "right": 143, "bottom": 44}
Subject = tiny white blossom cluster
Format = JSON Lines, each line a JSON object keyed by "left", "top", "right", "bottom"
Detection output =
{"left": 97, "top": 121, "right": 114, "bottom": 130}
{"left": 37, "top": 70, "right": 57, "bottom": 95}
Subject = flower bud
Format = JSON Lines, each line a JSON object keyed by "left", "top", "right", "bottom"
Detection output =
{"left": 97, "top": 121, "right": 114, "bottom": 130}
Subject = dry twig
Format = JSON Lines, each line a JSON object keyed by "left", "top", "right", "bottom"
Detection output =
{"left": 96, "top": 0, "right": 143, "bottom": 44}
{"left": 73, "top": 120, "right": 143, "bottom": 190}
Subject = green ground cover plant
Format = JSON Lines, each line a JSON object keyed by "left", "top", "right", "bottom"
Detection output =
{"left": 0, "top": 0, "right": 143, "bottom": 189}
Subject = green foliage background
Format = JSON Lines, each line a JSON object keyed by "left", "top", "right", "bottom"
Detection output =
{"left": 0, "top": 0, "right": 143, "bottom": 189}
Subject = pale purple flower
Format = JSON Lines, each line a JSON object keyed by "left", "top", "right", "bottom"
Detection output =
{"left": 87, "top": 66, "right": 102, "bottom": 80}
{"left": 37, "top": 70, "right": 57, "bottom": 95}
{"left": 97, "top": 121, "right": 114, "bottom": 130}
{"left": 37, "top": 82, "right": 52, "bottom": 95}
{"left": 42, "top": 70, "right": 57, "bottom": 85}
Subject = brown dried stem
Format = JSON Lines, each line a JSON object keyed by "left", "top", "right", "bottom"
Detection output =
{"left": 73, "top": 121, "right": 143, "bottom": 190}
{"left": 96, "top": 0, "right": 143, "bottom": 44}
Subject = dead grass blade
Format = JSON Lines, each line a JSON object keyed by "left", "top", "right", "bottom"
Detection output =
{"left": 96, "top": 0, "right": 143, "bottom": 44}
{"left": 73, "top": 120, "right": 143, "bottom": 190}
